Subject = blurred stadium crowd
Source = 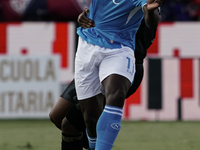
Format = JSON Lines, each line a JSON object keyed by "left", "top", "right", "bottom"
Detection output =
{"left": 0, "top": 0, "right": 91, "bottom": 21}
{"left": 0, "top": 0, "right": 199, "bottom": 22}
{"left": 161, "top": 0, "right": 200, "bottom": 21}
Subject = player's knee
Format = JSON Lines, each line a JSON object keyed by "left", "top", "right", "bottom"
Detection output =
{"left": 49, "top": 110, "right": 55, "bottom": 123}
{"left": 62, "top": 118, "right": 81, "bottom": 135}
{"left": 84, "top": 117, "right": 98, "bottom": 128}
{"left": 84, "top": 116, "right": 98, "bottom": 136}
{"left": 49, "top": 110, "right": 56, "bottom": 123}
{"left": 113, "top": 89, "right": 126, "bottom": 100}
{"left": 106, "top": 90, "right": 126, "bottom": 107}
{"left": 49, "top": 111, "right": 62, "bottom": 129}
{"left": 61, "top": 118, "right": 70, "bottom": 132}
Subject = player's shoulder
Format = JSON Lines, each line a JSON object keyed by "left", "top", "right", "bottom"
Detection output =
{"left": 131, "top": 0, "right": 147, "bottom": 7}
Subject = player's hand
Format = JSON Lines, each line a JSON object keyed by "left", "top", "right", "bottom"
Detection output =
{"left": 146, "top": 0, "right": 162, "bottom": 11}
{"left": 77, "top": 8, "right": 95, "bottom": 29}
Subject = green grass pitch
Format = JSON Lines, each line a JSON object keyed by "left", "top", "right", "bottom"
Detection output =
{"left": 0, "top": 120, "right": 200, "bottom": 150}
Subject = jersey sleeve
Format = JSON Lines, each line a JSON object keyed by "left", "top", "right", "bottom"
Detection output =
{"left": 134, "top": 18, "right": 157, "bottom": 64}
{"left": 132, "top": 0, "right": 147, "bottom": 7}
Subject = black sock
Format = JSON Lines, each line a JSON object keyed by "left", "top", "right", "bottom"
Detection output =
{"left": 61, "top": 132, "right": 83, "bottom": 150}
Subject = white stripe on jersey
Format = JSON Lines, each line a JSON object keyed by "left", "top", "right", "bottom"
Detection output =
{"left": 126, "top": 6, "right": 141, "bottom": 25}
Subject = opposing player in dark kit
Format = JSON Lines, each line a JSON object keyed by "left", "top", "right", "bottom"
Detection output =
{"left": 49, "top": 6, "right": 160, "bottom": 150}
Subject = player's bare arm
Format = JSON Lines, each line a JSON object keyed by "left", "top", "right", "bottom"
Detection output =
{"left": 77, "top": 8, "right": 95, "bottom": 29}
{"left": 143, "top": 0, "right": 162, "bottom": 29}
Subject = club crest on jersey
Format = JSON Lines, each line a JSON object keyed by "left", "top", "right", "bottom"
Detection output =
{"left": 113, "top": 0, "right": 122, "bottom": 5}
{"left": 9, "top": 0, "right": 32, "bottom": 15}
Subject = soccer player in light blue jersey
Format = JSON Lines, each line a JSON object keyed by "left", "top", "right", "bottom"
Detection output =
{"left": 77, "top": 0, "right": 146, "bottom": 50}
{"left": 74, "top": 1, "right": 162, "bottom": 150}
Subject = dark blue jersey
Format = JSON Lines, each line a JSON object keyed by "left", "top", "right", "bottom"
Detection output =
{"left": 135, "top": 18, "right": 157, "bottom": 64}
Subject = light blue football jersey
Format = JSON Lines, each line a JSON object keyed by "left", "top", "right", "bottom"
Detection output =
{"left": 77, "top": 0, "right": 147, "bottom": 50}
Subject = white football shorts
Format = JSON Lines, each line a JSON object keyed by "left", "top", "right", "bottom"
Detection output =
{"left": 75, "top": 37, "right": 135, "bottom": 100}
